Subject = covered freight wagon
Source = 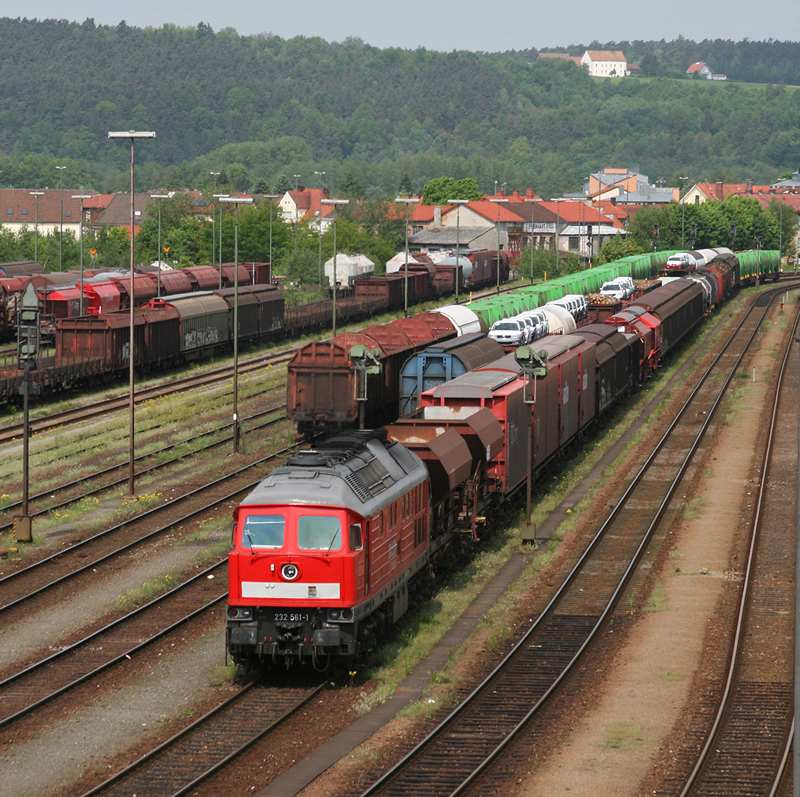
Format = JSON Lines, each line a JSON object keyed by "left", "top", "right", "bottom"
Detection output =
{"left": 145, "top": 293, "right": 230, "bottom": 357}
{"left": 626, "top": 279, "right": 704, "bottom": 358}
{"left": 287, "top": 313, "right": 456, "bottom": 435}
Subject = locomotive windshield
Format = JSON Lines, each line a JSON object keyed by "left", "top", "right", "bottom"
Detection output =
{"left": 242, "top": 515, "right": 285, "bottom": 549}
{"left": 298, "top": 516, "right": 342, "bottom": 551}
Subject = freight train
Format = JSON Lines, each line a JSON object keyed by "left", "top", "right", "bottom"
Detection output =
{"left": 287, "top": 248, "right": 766, "bottom": 436}
{"left": 226, "top": 275, "right": 717, "bottom": 670}
{"left": 0, "top": 250, "right": 514, "bottom": 404}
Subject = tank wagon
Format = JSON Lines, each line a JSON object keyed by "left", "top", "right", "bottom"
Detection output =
{"left": 398, "top": 333, "right": 504, "bottom": 416}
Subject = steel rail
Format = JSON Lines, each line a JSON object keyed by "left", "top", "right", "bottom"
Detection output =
{"left": 676, "top": 301, "right": 800, "bottom": 797}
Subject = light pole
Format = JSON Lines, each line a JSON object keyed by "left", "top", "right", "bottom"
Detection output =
{"left": 321, "top": 199, "right": 350, "bottom": 337}
{"left": 678, "top": 176, "right": 689, "bottom": 247}
{"left": 447, "top": 199, "right": 469, "bottom": 303}
{"left": 489, "top": 197, "right": 508, "bottom": 294}
{"left": 264, "top": 194, "right": 279, "bottom": 278}
{"left": 108, "top": 130, "right": 157, "bottom": 496}
{"left": 395, "top": 197, "right": 419, "bottom": 317}
{"left": 55, "top": 165, "right": 66, "bottom": 271}
{"left": 151, "top": 194, "right": 170, "bottom": 297}
{"left": 210, "top": 172, "right": 219, "bottom": 274}
{"left": 293, "top": 175, "right": 301, "bottom": 251}
{"left": 72, "top": 192, "right": 92, "bottom": 314}
{"left": 218, "top": 197, "right": 254, "bottom": 452}
{"left": 214, "top": 193, "right": 229, "bottom": 279}
{"left": 30, "top": 191, "right": 44, "bottom": 263}
{"left": 554, "top": 198, "right": 563, "bottom": 271}
{"left": 315, "top": 172, "right": 326, "bottom": 290}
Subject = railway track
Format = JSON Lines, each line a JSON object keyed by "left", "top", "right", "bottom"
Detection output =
{"left": 0, "top": 560, "right": 228, "bottom": 728}
{"left": 78, "top": 681, "right": 325, "bottom": 797}
{"left": 0, "top": 346, "right": 295, "bottom": 445}
{"left": 354, "top": 286, "right": 790, "bottom": 797}
{"left": 663, "top": 299, "right": 799, "bottom": 796}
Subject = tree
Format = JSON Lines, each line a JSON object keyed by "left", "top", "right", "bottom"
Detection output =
{"left": 272, "top": 174, "right": 293, "bottom": 194}
{"left": 599, "top": 233, "right": 643, "bottom": 264}
{"left": 339, "top": 171, "right": 366, "bottom": 200}
{"left": 640, "top": 52, "right": 660, "bottom": 77}
{"left": 135, "top": 194, "right": 199, "bottom": 264}
{"left": 519, "top": 244, "right": 561, "bottom": 281}
{"left": 398, "top": 173, "right": 414, "bottom": 197}
{"left": 421, "top": 177, "right": 483, "bottom": 205}
{"left": 276, "top": 249, "right": 319, "bottom": 285}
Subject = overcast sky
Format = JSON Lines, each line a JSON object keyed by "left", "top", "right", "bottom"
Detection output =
{"left": 6, "top": 0, "right": 799, "bottom": 51}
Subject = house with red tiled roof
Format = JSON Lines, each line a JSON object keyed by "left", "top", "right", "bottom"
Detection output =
{"left": 682, "top": 181, "right": 774, "bottom": 204}
{"left": 541, "top": 199, "right": 619, "bottom": 261}
{"left": 581, "top": 50, "right": 627, "bottom": 77}
{"left": 92, "top": 193, "right": 156, "bottom": 237}
{"left": 0, "top": 188, "right": 88, "bottom": 237}
{"left": 278, "top": 187, "right": 329, "bottom": 225}
{"left": 686, "top": 62, "right": 726, "bottom": 80}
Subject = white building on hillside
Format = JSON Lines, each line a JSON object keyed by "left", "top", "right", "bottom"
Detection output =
{"left": 581, "top": 50, "right": 627, "bottom": 77}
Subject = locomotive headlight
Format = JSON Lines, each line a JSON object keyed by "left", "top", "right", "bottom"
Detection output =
{"left": 281, "top": 563, "right": 300, "bottom": 581}
{"left": 328, "top": 608, "right": 354, "bottom": 622}
{"left": 227, "top": 606, "right": 253, "bottom": 621}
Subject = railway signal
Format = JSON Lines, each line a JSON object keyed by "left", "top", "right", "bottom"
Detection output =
{"left": 15, "top": 281, "right": 40, "bottom": 543}
{"left": 350, "top": 344, "right": 383, "bottom": 429}
{"left": 516, "top": 345, "right": 548, "bottom": 533}
{"left": 17, "top": 282, "right": 40, "bottom": 372}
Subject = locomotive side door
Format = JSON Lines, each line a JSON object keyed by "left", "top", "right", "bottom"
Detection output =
{"left": 351, "top": 519, "right": 368, "bottom": 596}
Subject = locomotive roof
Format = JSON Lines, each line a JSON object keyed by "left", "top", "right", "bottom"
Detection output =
{"left": 240, "top": 430, "right": 428, "bottom": 517}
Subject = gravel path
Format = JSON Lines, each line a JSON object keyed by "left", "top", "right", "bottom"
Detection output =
{"left": 1, "top": 631, "right": 228, "bottom": 797}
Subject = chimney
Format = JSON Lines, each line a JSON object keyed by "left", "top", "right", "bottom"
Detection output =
{"left": 746, "top": 179, "right": 753, "bottom": 194}
{"left": 716, "top": 181, "right": 724, "bottom": 199}
{"left": 433, "top": 206, "right": 442, "bottom": 228}
{"left": 526, "top": 188, "right": 534, "bottom": 198}
{"left": 512, "top": 189, "right": 520, "bottom": 198}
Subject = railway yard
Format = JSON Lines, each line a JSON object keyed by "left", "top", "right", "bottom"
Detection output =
{"left": 0, "top": 277, "right": 797, "bottom": 797}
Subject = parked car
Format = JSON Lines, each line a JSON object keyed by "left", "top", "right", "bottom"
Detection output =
{"left": 488, "top": 318, "right": 527, "bottom": 346}
{"left": 515, "top": 314, "right": 537, "bottom": 344}
{"left": 548, "top": 294, "right": 588, "bottom": 321}
{"left": 600, "top": 277, "right": 634, "bottom": 300}
{"left": 518, "top": 308, "right": 549, "bottom": 340}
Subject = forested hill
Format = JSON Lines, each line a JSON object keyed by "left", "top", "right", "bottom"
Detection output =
{"left": 0, "top": 17, "right": 799, "bottom": 197}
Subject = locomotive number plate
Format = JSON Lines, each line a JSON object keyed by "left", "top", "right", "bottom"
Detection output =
{"left": 266, "top": 610, "right": 313, "bottom": 624}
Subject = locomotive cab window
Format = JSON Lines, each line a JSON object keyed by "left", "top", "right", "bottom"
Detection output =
{"left": 349, "top": 523, "right": 363, "bottom": 551}
{"left": 242, "top": 515, "right": 285, "bottom": 549}
{"left": 298, "top": 515, "right": 342, "bottom": 551}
